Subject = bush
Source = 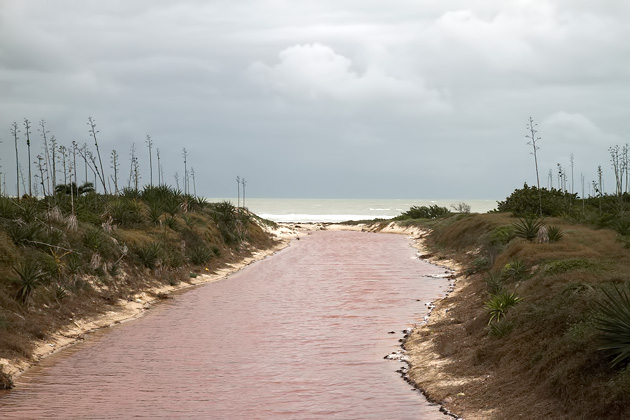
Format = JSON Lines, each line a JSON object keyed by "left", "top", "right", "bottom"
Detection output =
{"left": 450, "top": 202, "right": 471, "bottom": 213}
{"left": 188, "top": 244, "right": 213, "bottom": 265}
{"left": 395, "top": 205, "right": 451, "bottom": 220}
{"left": 488, "top": 225, "right": 516, "bottom": 247}
{"left": 497, "top": 184, "right": 578, "bottom": 217}
{"left": 136, "top": 242, "right": 162, "bottom": 269}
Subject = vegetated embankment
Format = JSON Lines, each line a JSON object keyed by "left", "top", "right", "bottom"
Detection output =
{"left": 397, "top": 212, "right": 630, "bottom": 419}
{"left": 0, "top": 189, "right": 286, "bottom": 388}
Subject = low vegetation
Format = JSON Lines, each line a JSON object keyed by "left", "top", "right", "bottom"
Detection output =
{"left": 395, "top": 186, "right": 630, "bottom": 418}
{"left": 0, "top": 186, "right": 276, "bottom": 387}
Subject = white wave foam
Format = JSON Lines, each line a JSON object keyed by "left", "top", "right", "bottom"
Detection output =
{"left": 258, "top": 213, "right": 394, "bottom": 223}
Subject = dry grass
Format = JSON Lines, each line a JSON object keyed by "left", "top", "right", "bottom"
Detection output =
{"left": 410, "top": 212, "right": 630, "bottom": 419}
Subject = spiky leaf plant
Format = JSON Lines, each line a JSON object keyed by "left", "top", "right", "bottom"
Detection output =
{"left": 11, "top": 260, "right": 45, "bottom": 304}
{"left": 485, "top": 291, "right": 523, "bottom": 324}
{"left": 512, "top": 215, "right": 544, "bottom": 241}
{"left": 594, "top": 285, "right": 630, "bottom": 367}
{"left": 547, "top": 225, "right": 564, "bottom": 242}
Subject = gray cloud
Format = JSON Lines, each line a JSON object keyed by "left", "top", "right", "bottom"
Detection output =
{"left": 0, "top": 0, "right": 629, "bottom": 199}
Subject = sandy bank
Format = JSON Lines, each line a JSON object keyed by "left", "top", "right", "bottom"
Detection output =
{"left": 1, "top": 224, "right": 301, "bottom": 384}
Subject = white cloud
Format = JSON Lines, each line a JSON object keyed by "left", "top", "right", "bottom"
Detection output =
{"left": 248, "top": 43, "right": 450, "bottom": 114}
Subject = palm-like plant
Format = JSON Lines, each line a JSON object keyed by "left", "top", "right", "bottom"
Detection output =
{"left": 512, "top": 215, "right": 544, "bottom": 241}
{"left": 12, "top": 261, "right": 45, "bottom": 304}
{"left": 547, "top": 225, "right": 564, "bottom": 242}
{"left": 485, "top": 291, "right": 523, "bottom": 324}
{"left": 594, "top": 285, "right": 630, "bottom": 367}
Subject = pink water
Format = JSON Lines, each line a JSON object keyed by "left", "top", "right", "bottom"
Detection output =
{"left": 0, "top": 231, "right": 450, "bottom": 419}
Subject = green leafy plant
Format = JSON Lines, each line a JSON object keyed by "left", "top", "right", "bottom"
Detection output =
{"left": 512, "top": 215, "right": 544, "bottom": 241}
{"left": 395, "top": 204, "right": 451, "bottom": 220}
{"left": 501, "top": 260, "right": 526, "bottom": 280}
{"left": 83, "top": 228, "right": 104, "bottom": 251}
{"left": 547, "top": 225, "right": 564, "bottom": 242}
{"left": 11, "top": 260, "right": 46, "bottom": 304}
{"left": 136, "top": 242, "right": 162, "bottom": 269}
{"left": 484, "top": 272, "right": 504, "bottom": 295}
{"left": 594, "top": 285, "right": 630, "bottom": 367}
{"left": 485, "top": 291, "right": 523, "bottom": 324}
{"left": 188, "top": 244, "right": 212, "bottom": 265}
{"left": 487, "top": 319, "right": 514, "bottom": 338}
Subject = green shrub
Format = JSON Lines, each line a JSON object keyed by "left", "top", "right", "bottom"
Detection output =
{"left": 0, "top": 197, "right": 18, "bottom": 219}
{"left": 594, "top": 285, "right": 630, "bottom": 367}
{"left": 83, "top": 228, "right": 104, "bottom": 251}
{"left": 188, "top": 244, "right": 212, "bottom": 265}
{"left": 108, "top": 198, "right": 145, "bottom": 226}
{"left": 488, "top": 225, "right": 516, "bottom": 247}
{"left": 614, "top": 217, "right": 630, "bottom": 236}
{"left": 395, "top": 205, "right": 451, "bottom": 220}
{"left": 6, "top": 222, "right": 40, "bottom": 246}
{"left": 485, "top": 291, "right": 523, "bottom": 324}
{"left": 465, "top": 257, "right": 490, "bottom": 276}
{"left": 497, "top": 184, "right": 577, "bottom": 216}
{"left": 545, "top": 259, "right": 593, "bottom": 275}
{"left": 164, "top": 215, "right": 178, "bottom": 230}
{"left": 485, "top": 272, "right": 504, "bottom": 295}
{"left": 136, "top": 242, "right": 162, "bottom": 269}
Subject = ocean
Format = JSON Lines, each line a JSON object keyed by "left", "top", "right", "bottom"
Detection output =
{"left": 208, "top": 198, "right": 499, "bottom": 223}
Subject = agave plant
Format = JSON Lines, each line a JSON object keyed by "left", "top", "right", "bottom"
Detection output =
{"left": 594, "top": 285, "right": 630, "bottom": 367}
{"left": 12, "top": 261, "right": 46, "bottom": 304}
{"left": 547, "top": 225, "right": 564, "bottom": 242}
{"left": 512, "top": 215, "right": 544, "bottom": 241}
{"left": 485, "top": 291, "right": 523, "bottom": 324}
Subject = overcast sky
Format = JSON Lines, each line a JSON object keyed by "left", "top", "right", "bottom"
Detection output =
{"left": 1, "top": 0, "right": 629, "bottom": 199}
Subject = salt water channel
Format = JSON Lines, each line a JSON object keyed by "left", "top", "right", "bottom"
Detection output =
{"left": 1, "top": 230, "right": 451, "bottom": 419}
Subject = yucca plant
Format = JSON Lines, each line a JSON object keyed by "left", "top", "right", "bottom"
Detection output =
{"left": 594, "top": 285, "right": 630, "bottom": 367}
{"left": 512, "top": 215, "right": 544, "bottom": 241}
{"left": 487, "top": 319, "right": 514, "bottom": 338}
{"left": 6, "top": 222, "right": 40, "bottom": 245}
{"left": 188, "top": 244, "right": 212, "bottom": 265}
{"left": 485, "top": 291, "right": 523, "bottom": 324}
{"left": 501, "top": 260, "right": 526, "bottom": 280}
{"left": 12, "top": 260, "right": 46, "bottom": 304}
{"left": 147, "top": 202, "right": 163, "bottom": 225}
{"left": 484, "top": 272, "right": 503, "bottom": 295}
{"left": 547, "top": 225, "right": 564, "bottom": 242}
{"left": 136, "top": 242, "right": 162, "bottom": 269}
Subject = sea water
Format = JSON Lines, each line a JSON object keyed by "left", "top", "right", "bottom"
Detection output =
{"left": 209, "top": 198, "right": 498, "bottom": 223}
